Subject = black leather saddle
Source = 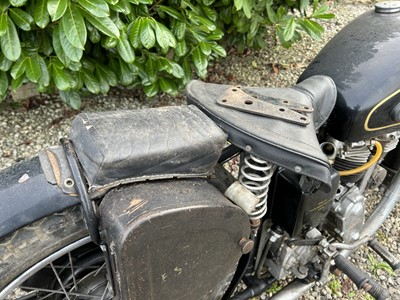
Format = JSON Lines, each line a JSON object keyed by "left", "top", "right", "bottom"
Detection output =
{"left": 70, "top": 106, "right": 227, "bottom": 195}
{"left": 186, "top": 75, "right": 337, "bottom": 187}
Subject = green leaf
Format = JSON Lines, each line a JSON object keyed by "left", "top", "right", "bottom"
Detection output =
{"left": 109, "top": 0, "right": 131, "bottom": 15}
{"left": 154, "top": 21, "right": 176, "bottom": 50}
{"left": 97, "top": 74, "right": 110, "bottom": 94}
{"left": 300, "top": 0, "right": 308, "bottom": 13}
{"left": 117, "top": 31, "right": 135, "bottom": 63}
{"left": 34, "top": 0, "right": 50, "bottom": 28}
{"left": 52, "top": 26, "right": 69, "bottom": 65}
{"left": 157, "top": 57, "right": 184, "bottom": 78}
{"left": 59, "top": 25, "right": 83, "bottom": 62}
{"left": 143, "top": 82, "right": 159, "bottom": 98}
{"left": 167, "top": 61, "right": 184, "bottom": 78}
{"left": 207, "top": 28, "right": 223, "bottom": 40}
{"left": 67, "top": 61, "right": 81, "bottom": 71}
{"left": 266, "top": 1, "right": 276, "bottom": 23}
{"left": 192, "top": 47, "right": 207, "bottom": 75}
{"left": 47, "top": 0, "right": 68, "bottom": 21}
{"left": 210, "top": 43, "right": 226, "bottom": 57}
{"left": 299, "top": 19, "right": 324, "bottom": 41}
{"left": 9, "top": 0, "right": 27, "bottom": 7}
{"left": 157, "top": 6, "right": 184, "bottom": 22}
{"left": 25, "top": 56, "right": 42, "bottom": 83}
{"left": 77, "top": 0, "right": 109, "bottom": 17}
{"left": 52, "top": 65, "right": 71, "bottom": 90}
{"left": 96, "top": 63, "right": 117, "bottom": 86}
{"left": 0, "top": 53, "right": 12, "bottom": 71}
{"left": 140, "top": 18, "right": 155, "bottom": 49}
{"left": 202, "top": 6, "right": 217, "bottom": 21}
{"left": 276, "top": 6, "right": 286, "bottom": 21}
{"left": 129, "top": 17, "right": 141, "bottom": 48}
{"left": 101, "top": 36, "right": 118, "bottom": 48}
{"left": 199, "top": 41, "right": 211, "bottom": 56}
{"left": 234, "top": 0, "right": 243, "bottom": 10}
{"left": 275, "top": 25, "right": 293, "bottom": 48}
{"left": 175, "top": 40, "right": 187, "bottom": 57}
{"left": 182, "top": 59, "right": 191, "bottom": 84}
{"left": 82, "top": 69, "right": 100, "bottom": 93}
{"left": 0, "top": 0, "right": 10, "bottom": 11}
{"left": 145, "top": 57, "right": 157, "bottom": 83}
{"left": 11, "top": 75, "right": 24, "bottom": 91}
{"left": 174, "top": 21, "right": 186, "bottom": 41}
{"left": 0, "top": 71, "right": 8, "bottom": 97}
{"left": 82, "top": 11, "right": 120, "bottom": 38}
{"left": 61, "top": 4, "right": 87, "bottom": 49}
{"left": 311, "top": 5, "right": 335, "bottom": 19}
{"left": 88, "top": 26, "right": 101, "bottom": 43}
{"left": 118, "top": 60, "right": 134, "bottom": 85}
{"left": 242, "top": 0, "right": 253, "bottom": 19}
{"left": 191, "top": 15, "right": 215, "bottom": 31}
{"left": 37, "top": 55, "right": 50, "bottom": 86}
{"left": 159, "top": 77, "right": 177, "bottom": 95}
{"left": 105, "top": 0, "right": 119, "bottom": 4}
{"left": 0, "top": 17, "right": 21, "bottom": 61}
{"left": 10, "top": 57, "right": 27, "bottom": 79}
{"left": 9, "top": 8, "right": 34, "bottom": 31}
{"left": 283, "top": 17, "right": 296, "bottom": 41}
{"left": 39, "top": 32, "right": 53, "bottom": 56}
{"left": 60, "top": 90, "right": 81, "bottom": 110}
{"left": 0, "top": 13, "right": 7, "bottom": 36}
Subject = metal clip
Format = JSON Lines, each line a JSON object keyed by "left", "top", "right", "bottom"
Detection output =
{"left": 216, "top": 87, "right": 313, "bottom": 126}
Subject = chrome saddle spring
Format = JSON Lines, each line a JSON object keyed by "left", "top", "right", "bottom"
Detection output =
{"left": 239, "top": 153, "right": 275, "bottom": 220}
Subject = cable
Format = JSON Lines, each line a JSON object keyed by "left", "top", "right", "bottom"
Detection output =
{"left": 339, "top": 141, "right": 382, "bottom": 176}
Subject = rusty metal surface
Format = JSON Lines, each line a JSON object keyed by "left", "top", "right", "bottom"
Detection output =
{"left": 39, "top": 146, "right": 77, "bottom": 196}
{"left": 216, "top": 87, "right": 311, "bottom": 126}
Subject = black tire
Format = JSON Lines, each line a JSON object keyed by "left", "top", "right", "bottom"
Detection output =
{"left": 0, "top": 206, "right": 88, "bottom": 294}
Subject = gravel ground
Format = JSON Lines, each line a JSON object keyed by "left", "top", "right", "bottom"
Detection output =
{"left": 1, "top": 1, "right": 400, "bottom": 299}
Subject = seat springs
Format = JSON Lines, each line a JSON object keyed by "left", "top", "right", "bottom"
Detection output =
{"left": 239, "top": 153, "right": 275, "bottom": 220}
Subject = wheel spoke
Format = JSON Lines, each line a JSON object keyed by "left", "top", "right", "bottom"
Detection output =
{"left": 68, "top": 251, "right": 79, "bottom": 292}
{"left": 100, "top": 282, "right": 109, "bottom": 300}
{"left": 50, "top": 262, "right": 71, "bottom": 300}
{"left": 20, "top": 286, "right": 103, "bottom": 299}
{"left": 92, "top": 262, "right": 106, "bottom": 277}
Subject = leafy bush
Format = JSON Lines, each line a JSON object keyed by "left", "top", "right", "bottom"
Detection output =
{"left": 0, "top": 0, "right": 333, "bottom": 108}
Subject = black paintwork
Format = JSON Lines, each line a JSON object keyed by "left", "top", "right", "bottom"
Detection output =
{"left": 271, "top": 169, "right": 340, "bottom": 236}
{"left": 100, "top": 179, "right": 250, "bottom": 300}
{"left": 299, "top": 9, "right": 400, "bottom": 142}
{"left": 0, "top": 157, "right": 79, "bottom": 238}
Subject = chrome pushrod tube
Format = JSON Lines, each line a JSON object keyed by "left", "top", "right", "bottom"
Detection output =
{"left": 341, "top": 170, "right": 400, "bottom": 258}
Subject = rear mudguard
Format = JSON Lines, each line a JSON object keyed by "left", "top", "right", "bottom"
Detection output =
{"left": 0, "top": 156, "right": 79, "bottom": 239}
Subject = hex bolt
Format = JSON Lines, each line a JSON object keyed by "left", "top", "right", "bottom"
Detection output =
{"left": 239, "top": 238, "right": 254, "bottom": 254}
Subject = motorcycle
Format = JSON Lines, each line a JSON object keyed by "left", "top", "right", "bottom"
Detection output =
{"left": 1, "top": 2, "right": 400, "bottom": 299}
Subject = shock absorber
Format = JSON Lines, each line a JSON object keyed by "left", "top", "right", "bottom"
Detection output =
{"left": 239, "top": 153, "right": 275, "bottom": 220}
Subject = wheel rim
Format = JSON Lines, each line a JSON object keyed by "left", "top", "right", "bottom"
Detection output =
{"left": 1, "top": 237, "right": 112, "bottom": 300}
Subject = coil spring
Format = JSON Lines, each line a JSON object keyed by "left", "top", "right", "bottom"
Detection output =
{"left": 239, "top": 153, "right": 275, "bottom": 220}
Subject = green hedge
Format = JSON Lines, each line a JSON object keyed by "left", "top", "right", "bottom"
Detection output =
{"left": 0, "top": 0, "right": 333, "bottom": 108}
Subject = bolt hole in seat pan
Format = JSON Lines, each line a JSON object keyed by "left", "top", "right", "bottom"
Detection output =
{"left": 186, "top": 76, "right": 337, "bottom": 187}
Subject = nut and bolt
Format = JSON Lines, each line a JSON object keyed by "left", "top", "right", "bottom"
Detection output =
{"left": 239, "top": 238, "right": 254, "bottom": 254}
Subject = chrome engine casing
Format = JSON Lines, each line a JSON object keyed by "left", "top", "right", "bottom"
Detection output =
{"left": 325, "top": 185, "right": 365, "bottom": 243}
{"left": 265, "top": 229, "right": 323, "bottom": 280}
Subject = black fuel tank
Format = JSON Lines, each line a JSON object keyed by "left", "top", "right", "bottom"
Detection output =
{"left": 299, "top": 4, "right": 400, "bottom": 142}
